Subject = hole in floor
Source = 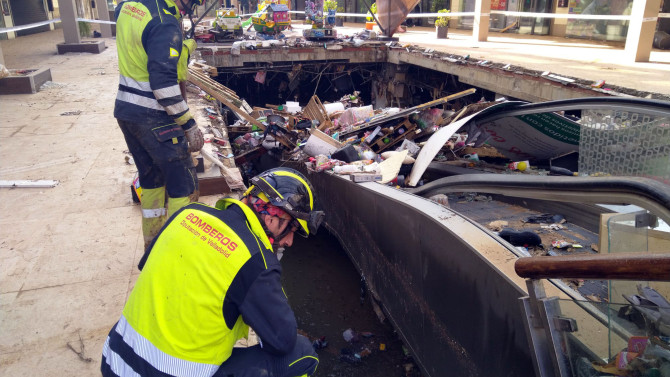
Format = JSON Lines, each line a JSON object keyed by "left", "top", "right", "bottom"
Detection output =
{"left": 282, "top": 230, "right": 422, "bottom": 376}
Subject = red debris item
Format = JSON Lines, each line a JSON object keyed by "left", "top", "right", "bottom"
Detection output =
{"left": 212, "top": 137, "right": 227, "bottom": 147}
{"left": 195, "top": 33, "right": 215, "bottom": 43}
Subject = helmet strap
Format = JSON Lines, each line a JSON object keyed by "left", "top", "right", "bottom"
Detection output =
{"left": 245, "top": 195, "right": 285, "bottom": 250}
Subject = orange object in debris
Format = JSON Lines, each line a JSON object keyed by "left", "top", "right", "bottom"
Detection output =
{"left": 365, "top": 21, "right": 375, "bottom": 30}
{"left": 379, "top": 343, "right": 386, "bottom": 351}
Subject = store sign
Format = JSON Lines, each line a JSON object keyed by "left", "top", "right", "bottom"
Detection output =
{"left": 491, "top": 0, "right": 507, "bottom": 10}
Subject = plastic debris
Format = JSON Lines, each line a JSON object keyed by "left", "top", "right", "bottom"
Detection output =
{"left": 499, "top": 229, "right": 542, "bottom": 247}
{"left": 342, "top": 328, "right": 357, "bottom": 342}
{"left": 312, "top": 336, "right": 328, "bottom": 349}
{"left": 551, "top": 240, "right": 570, "bottom": 249}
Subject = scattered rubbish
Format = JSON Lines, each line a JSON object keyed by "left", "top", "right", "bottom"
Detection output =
{"left": 312, "top": 336, "right": 328, "bottom": 349}
{"left": 487, "top": 220, "right": 508, "bottom": 232}
{"left": 66, "top": 331, "right": 93, "bottom": 363}
{"left": 540, "top": 224, "right": 564, "bottom": 230}
{"left": 550, "top": 166, "right": 577, "bottom": 176}
{"left": 381, "top": 151, "right": 415, "bottom": 164}
{"left": 428, "top": 194, "right": 450, "bottom": 208}
{"left": 60, "top": 110, "right": 82, "bottom": 116}
{"left": 551, "top": 240, "right": 571, "bottom": 249}
{"left": 591, "top": 80, "right": 606, "bottom": 88}
{"left": 378, "top": 150, "right": 408, "bottom": 184}
{"left": 508, "top": 160, "right": 529, "bottom": 171}
{"left": 524, "top": 214, "right": 565, "bottom": 224}
{"left": 343, "top": 328, "right": 358, "bottom": 342}
{"left": 0, "top": 64, "right": 9, "bottom": 79}
{"left": 498, "top": 229, "right": 542, "bottom": 247}
{"left": 541, "top": 71, "right": 575, "bottom": 85}
{"left": 350, "top": 173, "right": 383, "bottom": 183}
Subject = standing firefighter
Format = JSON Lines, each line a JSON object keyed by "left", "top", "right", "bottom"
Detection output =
{"left": 101, "top": 168, "right": 325, "bottom": 377}
{"left": 114, "top": 0, "right": 205, "bottom": 248}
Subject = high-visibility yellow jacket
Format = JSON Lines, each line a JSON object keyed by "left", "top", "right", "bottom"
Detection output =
{"left": 114, "top": 0, "right": 195, "bottom": 130}
{"left": 101, "top": 200, "right": 298, "bottom": 376}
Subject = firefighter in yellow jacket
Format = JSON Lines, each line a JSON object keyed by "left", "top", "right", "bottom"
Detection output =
{"left": 114, "top": 0, "right": 205, "bottom": 248}
{"left": 101, "top": 168, "right": 325, "bottom": 377}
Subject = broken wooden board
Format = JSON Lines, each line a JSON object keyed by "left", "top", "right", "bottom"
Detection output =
{"left": 303, "top": 95, "right": 332, "bottom": 131}
{"left": 191, "top": 61, "right": 218, "bottom": 77}
{"left": 0, "top": 180, "right": 59, "bottom": 188}
{"left": 188, "top": 68, "right": 295, "bottom": 149}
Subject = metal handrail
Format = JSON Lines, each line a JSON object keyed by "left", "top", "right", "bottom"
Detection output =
{"left": 515, "top": 252, "right": 670, "bottom": 281}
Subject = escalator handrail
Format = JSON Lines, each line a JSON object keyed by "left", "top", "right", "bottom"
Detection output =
{"left": 406, "top": 174, "right": 670, "bottom": 226}
{"left": 515, "top": 252, "right": 670, "bottom": 281}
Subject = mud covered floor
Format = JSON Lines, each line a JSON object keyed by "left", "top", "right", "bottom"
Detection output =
{"left": 281, "top": 230, "right": 421, "bottom": 377}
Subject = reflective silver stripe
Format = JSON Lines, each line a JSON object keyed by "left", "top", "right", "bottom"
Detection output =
{"left": 142, "top": 208, "right": 167, "bottom": 218}
{"left": 154, "top": 84, "right": 181, "bottom": 99}
{"left": 103, "top": 336, "right": 142, "bottom": 377}
{"left": 165, "top": 100, "right": 189, "bottom": 115}
{"left": 119, "top": 75, "right": 152, "bottom": 92}
{"left": 117, "top": 91, "right": 164, "bottom": 111}
{"left": 115, "top": 316, "right": 219, "bottom": 377}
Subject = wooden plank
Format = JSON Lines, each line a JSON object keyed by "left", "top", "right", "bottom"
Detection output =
{"left": 198, "top": 176, "right": 231, "bottom": 196}
{"left": 341, "top": 88, "right": 477, "bottom": 137}
{"left": 188, "top": 68, "right": 239, "bottom": 100}
{"left": 0, "top": 180, "right": 59, "bottom": 188}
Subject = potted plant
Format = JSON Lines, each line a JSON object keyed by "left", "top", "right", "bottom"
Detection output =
{"left": 336, "top": 5, "right": 344, "bottom": 26}
{"left": 365, "top": 2, "right": 376, "bottom": 30}
{"left": 78, "top": 21, "right": 91, "bottom": 37}
{"left": 435, "top": 9, "right": 450, "bottom": 39}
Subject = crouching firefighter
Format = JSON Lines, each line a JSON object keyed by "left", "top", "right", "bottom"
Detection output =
{"left": 101, "top": 168, "right": 326, "bottom": 377}
{"left": 114, "top": 0, "right": 206, "bottom": 248}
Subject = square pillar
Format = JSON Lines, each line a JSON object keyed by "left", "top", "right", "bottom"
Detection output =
{"left": 0, "top": 43, "right": 4, "bottom": 66}
{"left": 59, "top": 0, "right": 81, "bottom": 44}
{"left": 625, "top": 0, "right": 662, "bottom": 62}
{"left": 473, "top": 0, "right": 491, "bottom": 42}
{"left": 95, "top": 1, "right": 113, "bottom": 38}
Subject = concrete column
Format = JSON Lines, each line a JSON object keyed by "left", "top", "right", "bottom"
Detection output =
{"left": 95, "top": 1, "right": 113, "bottom": 38}
{"left": 624, "top": 0, "right": 661, "bottom": 62}
{"left": 58, "top": 0, "right": 81, "bottom": 44}
{"left": 551, "top": 1, "right": 569, "bottom": 38}
{"left": 0, "top": 43, "right": 5, "bottom": 66}
{"left": 2, "top": 13, "right": 16, "bottom": 39}
{"left": 473, "top": 0, "right": 491, "bottom": 42}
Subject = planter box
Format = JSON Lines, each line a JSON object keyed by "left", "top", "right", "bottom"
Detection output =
{"left": 436, "top": 26, "right": 448, "bottom": 39}
{"left": 56, "top": 40, "right": 106, "bottom": 54}
{"left": 0, "top": 68, "right": 52, "bottom": 94}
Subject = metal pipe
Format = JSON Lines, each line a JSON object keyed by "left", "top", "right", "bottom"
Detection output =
{"left": 515, "top": 252, "right": 670, "bottom": 281}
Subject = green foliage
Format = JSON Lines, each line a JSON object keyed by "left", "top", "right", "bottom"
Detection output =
{"left": 337, "top": 5, "right": 345, "bottom": 12}
{"left": 366, "top": 2, "right": 376, "bottom": 21}
{"left": 435, "top": 9, "right": 450, "bottom": 27}
{"left": 324, "top": 0, "right": 338, "bottom": 11}
{"left": 78, "top": 21, "right": 91, "bottom": 37}
{"left": 430, "top": 0, "right": 447, "bottom": 13}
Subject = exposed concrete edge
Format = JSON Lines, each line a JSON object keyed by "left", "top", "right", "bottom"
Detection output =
{"left": 388, "top": 50, "right": 606, "bottom": 102}
{"left": 198, "top": 43, "right": 670, "bottom": 102}
{"left": 198, "top": 45, "right": 387, "bottom": 68}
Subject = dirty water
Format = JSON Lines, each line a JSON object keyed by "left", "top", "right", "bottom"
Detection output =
{"left": 281, "top": 229, "right": 421, "bottom": 377}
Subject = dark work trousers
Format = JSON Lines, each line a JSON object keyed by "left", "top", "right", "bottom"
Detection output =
{"left": 213, "top": 335, "right": 319, "bottom": 377}
{"left": 117, "top": 119, "right": 197, "bottom": 198}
